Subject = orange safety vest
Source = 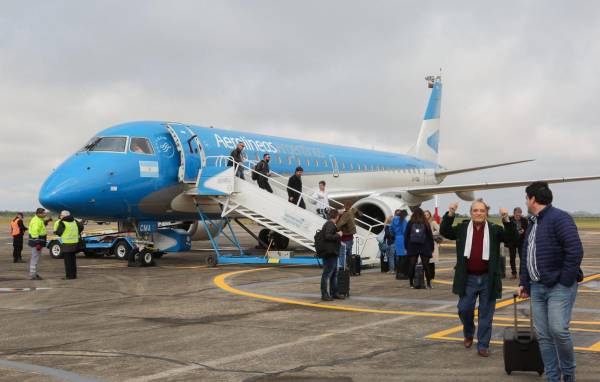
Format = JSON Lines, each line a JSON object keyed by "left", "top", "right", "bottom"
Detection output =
{"left": 10, "top": 218, "right": 22, "bottom": 237}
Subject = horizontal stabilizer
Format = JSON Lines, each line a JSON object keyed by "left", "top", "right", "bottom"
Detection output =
{"left": 435, "top": 159, "right": 534, "bottom": 177}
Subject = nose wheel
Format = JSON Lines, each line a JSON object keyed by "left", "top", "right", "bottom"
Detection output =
{"left": 127, "top": 247, "right": 157, "bottom": 267}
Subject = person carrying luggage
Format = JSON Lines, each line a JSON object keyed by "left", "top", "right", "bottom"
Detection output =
{"left": 440, "top": 199, "right": 517, "bottom": 358}
{"left": 318, "top": 209, "right": 345, "bottom": 301}
{"left": 506, "top": 207, "right": 528, "bottom": 279}
{"left": 404, "top": 208, "right": 435, "bottom": 289}
{"left": 518, "top": 182, "right": 584, "bottom": 382}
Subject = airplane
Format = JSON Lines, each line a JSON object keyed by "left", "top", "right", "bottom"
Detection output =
{"left": 39, "top": 74, "right": 600, "bottom": 265}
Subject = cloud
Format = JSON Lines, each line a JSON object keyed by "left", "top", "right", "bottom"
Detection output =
{"left": 1, "top": 0, "right": 599, "bottom": 212}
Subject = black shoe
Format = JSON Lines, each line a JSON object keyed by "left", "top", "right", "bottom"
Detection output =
{"left": 332, "top": 293, "right": 346, "bottom": 300}
{"left": 321, "top": 295, "right": 333, "bottom": 301}
{"left": 427, "top": 281, "right": 433, "bottom": 289}
{"left": 35, "top": 274, "right": 43, "bottom": 280}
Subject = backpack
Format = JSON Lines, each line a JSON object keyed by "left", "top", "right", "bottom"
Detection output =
{"left": 251, "top": 162, "right": 261, "bottom": 181}
{"left": 410, "top": 223, "right": 426, "bottom": 244}
{"left": 314, "top": 229, "right": 326, "bottom": 258}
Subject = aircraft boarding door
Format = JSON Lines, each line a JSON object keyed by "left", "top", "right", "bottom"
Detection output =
{"left": 165, "top": 123, "right": 203, "bottom": 183}
{"left": 329, "top": 155, "right": 340, "bottom": 178}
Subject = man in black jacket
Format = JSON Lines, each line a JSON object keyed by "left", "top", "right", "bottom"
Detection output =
{"left": 319, "top": 209, "right": 345, "bottom": 301}
{"left": 228, "top": 142, "right": 246, "bottom": 179}
{"left": 506, "top": 207, "right": 528, "bottom": 279}
{"left": 54, "top": 211, "right": 84, "bottom": 280}
{"left": 255, "top": 154, "right": 273, "bottom": 193}
{"left": 287, "top": 166, "right": 306, "bottom": 209}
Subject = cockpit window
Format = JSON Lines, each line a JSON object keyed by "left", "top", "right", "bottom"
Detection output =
{"left": 129, "top": 137, "right": 154, "bottom": 155}
{"left": 81, "top": 137, "right": 127, "bottom": 152}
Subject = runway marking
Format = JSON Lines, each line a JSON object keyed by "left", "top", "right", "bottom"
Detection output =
{"left": 215, "top": 268, "right": 600, "bottom": 326}
{"left": 0, "top": 358, "right": 105, "bottom": 381}
{"left": 425, "top": 322, "right": 600, "bottom": 352}
{"left": 214, "top": 268, "right": 457, "bottom": 318}
{"left": 0, "top": 287, "right": 51, "bottom": 293}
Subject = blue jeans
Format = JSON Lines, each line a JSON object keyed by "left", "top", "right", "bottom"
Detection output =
{"left": 321, "top": 256, "right": 338, "bottom": 297}
{"left": 386, "top": 244, "right": 396, "bottom": 271}
{"left": 338, "top": 239, "right": 353, "bottom": 268}
{"left": 457, "top": 274, "right": 496, "bottom": 350}
{"left": 235, "top": 165, "right": 245, "bottom": 179}
{"left": 531, "top": 281, "right": 578, "bottom": 382}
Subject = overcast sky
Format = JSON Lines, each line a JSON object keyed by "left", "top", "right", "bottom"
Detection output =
{"left": 1, "top": 1, "right": 599, "bottom": 214}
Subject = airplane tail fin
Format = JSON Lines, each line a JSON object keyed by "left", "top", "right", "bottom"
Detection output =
{"left": 410, "top": 74, "right": 442, "bottom": 164}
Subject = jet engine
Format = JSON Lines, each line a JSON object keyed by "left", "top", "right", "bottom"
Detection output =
{"left": 455, "top": 191, "right": 476, "bottom": 201}
{"left": 183, "top": 221, "right": 222, "bottom": 241}
{"left": 352, "top": 196, "right": 410, "bottom": 233}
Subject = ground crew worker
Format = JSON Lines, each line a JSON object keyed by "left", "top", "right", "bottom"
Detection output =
{"left": 28, "top": 208, "right": 52, "bottom": 280}
{"left": 54, "top": 210, "right": 83, "bottom": 280}
{"left": 10, "top": 213, "right": 27, "bottom": 263}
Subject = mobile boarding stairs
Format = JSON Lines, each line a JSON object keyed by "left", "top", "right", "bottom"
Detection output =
{"left": 185, "top": 156, "right": 382, "bottom": 266}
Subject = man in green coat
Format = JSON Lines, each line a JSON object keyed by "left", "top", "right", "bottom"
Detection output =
{"left": 440, "top": 199, "right": 517, "bottom": 357}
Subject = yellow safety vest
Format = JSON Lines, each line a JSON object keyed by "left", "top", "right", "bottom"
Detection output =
{"left": 29, "top": 216, "right": 47, "bottom": 238}
{"left": 61, "top": 221, "right": 79, "bottom": 244}
{"left": 53, "top": 220, "right": 60, "bottom": 232}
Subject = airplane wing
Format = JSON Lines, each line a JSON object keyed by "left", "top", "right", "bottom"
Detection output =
{"left": 434, "top": 159, "right": 534, "bottom": 177}
{"left": 328, "top": 175, "right": 600, "bottom": 200}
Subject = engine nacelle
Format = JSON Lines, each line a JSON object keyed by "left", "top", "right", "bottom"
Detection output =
{"left": 185, "top": 221, "right": 222, "bottom": 241}
{"left": 352, "top": 196, "right": 409, "bottom": 233}
{"left": 396, "top": 191, "right": 433, "bottom": 206}
{"left": 456, "top": 191, "right": 476, "bottom": 201}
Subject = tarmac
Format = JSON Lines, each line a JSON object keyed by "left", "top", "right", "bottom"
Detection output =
{"left": 1, "top": 224, "right": 600, "bottom": 381}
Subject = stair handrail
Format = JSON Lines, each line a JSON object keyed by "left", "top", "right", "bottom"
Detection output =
{"left": 203, "top": 155, "right": 384, "bottom": 235}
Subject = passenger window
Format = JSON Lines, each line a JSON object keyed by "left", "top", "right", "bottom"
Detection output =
{"left": 350, "top": 163, "right": 354, "bottom": 170}
{"left": 277, "top": 154, "right": 282, "bottom": 164}
{"left": 297, "top": 157, "right": 301, "bottom": 166}
{"left": 314, "top": 159, "right": 319, "bottom": 167}
{"left": 287, "top": 156, "right": 292, "bottom": 165}
{"left": 130, "top": 137, "right": 154, "bottom": 154}
{"left": 306, "top": 158, "right": 310, "bottom": 167}
{"left": 89, "top": 137, "right": 127, "bottom": 152}
{"left": 323, "top": 159, "right": 328, "bottom": 168}
{"left": 341, "top": 162, "right": 345, "bottom": 170}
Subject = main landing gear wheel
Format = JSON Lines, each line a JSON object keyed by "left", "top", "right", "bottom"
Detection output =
{"left": 140, "top": 249, "right": 155, "bottom": 266}
{"left": 49, "top": 241, "right": 63, "bottom": 259}
{"left": 258, "top": 229, "right": 290, "bottom": 250}
{"left": 127, "top": 248, "right": 156, "bottom": 267}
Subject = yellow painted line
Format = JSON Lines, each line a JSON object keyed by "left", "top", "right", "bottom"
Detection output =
{"left": 589, "top": 340, "right": 600, "bottom": 351}
{"left": 425, "top": 324, "right": 463, "bottom": 339}
{"left": 432, "top": 279, "right": 453, "bottom": 286}
{"left": 214, "top": 268, "right": 457, "bottom": 318}
{"left": 159, "top": 265, "right": 210, "bottom": 269}
{"left": 582, "top": 273, "right": 600, "bottom": 283}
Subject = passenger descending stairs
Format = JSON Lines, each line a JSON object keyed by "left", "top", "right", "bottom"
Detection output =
{"left": 188, "top": 162, "right": 381, "bottom": 264}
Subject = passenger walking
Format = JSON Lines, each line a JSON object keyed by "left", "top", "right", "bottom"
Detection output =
{"left": 229, "top": 142, "right": 247, "bottom": 179}
{"left": 425, "top": 210, "right": 442, "bottom": 280}
{"left": 319, "top": 209, "right": 345, "bottom": 301}
{"left": 404, "top": 208, "right": 435, "bottom": 289}
{"left": 27, "top": 208, "right": 52, "bottom": 280}
{"left": 383, "top": 216, "right": 396, "bottom": 273}
{"left": 440, "top": 200, "right": 516, "bottom": 357}
{"left": 506, "top": 207, "right": 528, "bottom": 279}
{"left": 518, "top": 182, "right": 584, "bottom": 382}
{"left": 10, "top": 213, "right": 27, "bottom": 263}
{"left": 287, "top": 166, "right": 306, "bottom": 209}
{"left": 311, "top": 180, "right": 330, "bottom": 219}
{"left": 391, "top": 209, "right": 408, "bottom": 277}
{"left": 54, "top": 210, "right": 83, "bottom": 280}
{"left": 336, "top": 202, "right": 360, "bottom": 268}
{"left": 255, "top": 154, "right": 273, "bottom": 193}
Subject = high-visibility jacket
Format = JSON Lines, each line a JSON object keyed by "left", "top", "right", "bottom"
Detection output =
{"left": 53, "top": 220, "right": 60, "bottom": 232}
{"left": 29, "top": 216, "right": 47, "bottom": 238}
{"left": 10, "top": 218, "right": 22, "bottom": 237}
{"left": 60, "top": 221, "right": 79, "bottom": 244}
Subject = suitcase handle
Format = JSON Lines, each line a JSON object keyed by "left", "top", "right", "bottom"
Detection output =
{"left": 512, "top": 293, "right": 535, "bottom": 342}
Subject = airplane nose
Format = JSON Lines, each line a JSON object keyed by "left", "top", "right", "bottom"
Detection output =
{"left": 39, "top": 173, "right": 81, "bottom": 212}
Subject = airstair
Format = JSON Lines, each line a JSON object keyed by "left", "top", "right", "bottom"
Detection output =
{"left": 185, "top": 156, "right": 382, "bottom": 266}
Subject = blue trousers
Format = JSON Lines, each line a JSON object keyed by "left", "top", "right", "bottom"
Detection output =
{"left": 321, "top": 256, "right": 338, "bottom": 297}
{"left": 338, "top": 239, "right": 353, "bottom": 268}
{"left": 457, "top": 274, "right": 497, "bottom": 350}
{"left": 531, "top": 281, "right": 578, "bottom": 382}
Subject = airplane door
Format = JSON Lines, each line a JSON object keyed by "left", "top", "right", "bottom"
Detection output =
{"left": 329, "top": 155, "right": 340, "bottom": 178}
{"left": 165, "top": 123, "right": 203, "bottom": 183}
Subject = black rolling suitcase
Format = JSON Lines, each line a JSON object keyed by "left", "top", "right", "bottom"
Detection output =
{"left": 350, "top": 254, "right": 361, "bottom": 276}
{"left": 503, "top": 294, "right": 544, "bottom": 376}
{"left": 337, "top": 267, "right": 351, "bottom": 297}
{"left": 380, "top": 253, "right": 389, "bottom": 272}
{"left": 413, "top": 263, "right": 425, "bottom": 289}
{"left": 396, "top": 256, "right": 409, "bottom": 280}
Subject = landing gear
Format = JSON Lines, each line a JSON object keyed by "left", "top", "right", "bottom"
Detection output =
{"left": 112, "top": 240, "right": 132, "bottom": 260}
{"left": 257, "top": 229, "right": 289, "bottom": 250}
{"left": 127, "top": 247, "right": 156, "bottom": 267}
{"left": 206, "top": 254, "right": 218, "bottom": 267}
